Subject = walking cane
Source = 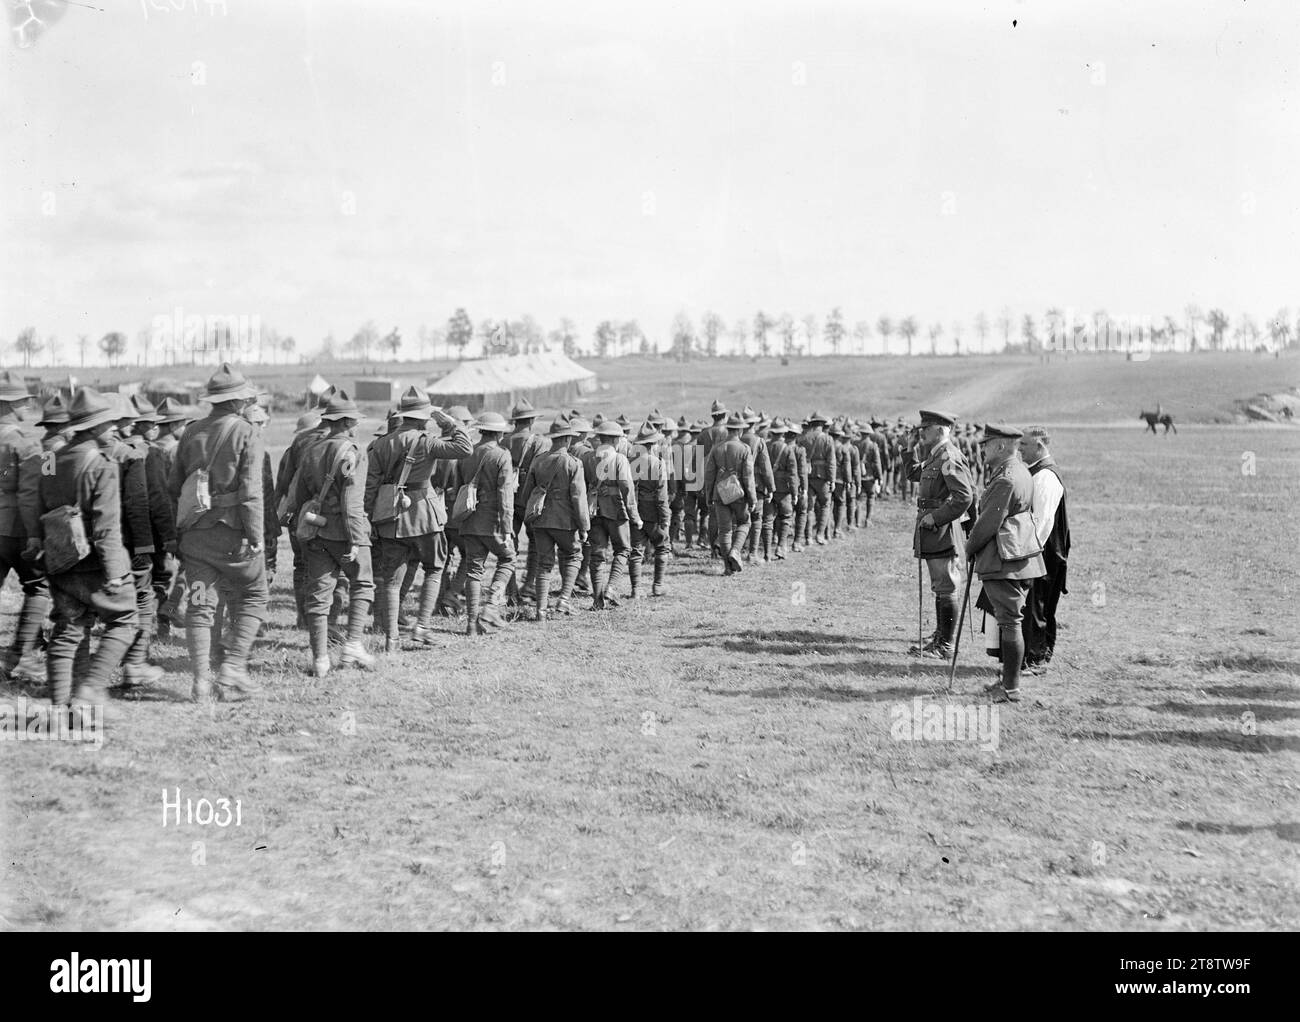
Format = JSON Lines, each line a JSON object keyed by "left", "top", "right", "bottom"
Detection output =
{"left": 913, "top": 520, "right": 923, "bottom": 652}
{"left": 947, "top": 565, "right": 975, "bottom": 693}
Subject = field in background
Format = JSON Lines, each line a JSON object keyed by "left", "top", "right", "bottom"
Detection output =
{"left": 1, "top": 421, "right": 1296, "bottom": 931}
{"left": 36, "top": 351, "right": 1300, "bottom": 426}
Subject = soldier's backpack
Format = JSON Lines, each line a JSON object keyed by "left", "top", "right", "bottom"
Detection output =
{"left": 295, "top": 443, "right": 349, "bottom": 543}
{"left": 372, "top": 434, "right": 425, "bottom": 524}
{"left": 176, "top": 416, "right": 243, "bottom": 531}
{"left": 448, "top": 455, "right": 487, "bottom": 528}
{"left": 41, "top": 505, "right": 92, "bottom": 575}
{"left": 715, "top": 468, "right": 744, "bottom": 505}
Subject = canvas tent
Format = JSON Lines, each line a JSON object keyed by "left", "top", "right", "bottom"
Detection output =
{"left": 426, "top": 353, "right": 597, "bottom": 414}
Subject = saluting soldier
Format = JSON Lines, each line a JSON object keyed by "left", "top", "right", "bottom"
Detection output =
{"left": 364, "top": 387, "right": 472, "bottom": 650}
{"left": 627, "top": 421, "right": 671, "bottom": 598}
{"left": 287, "top": 390, "right": 375, "bottom": 677}
{"left": 587, "top": 418, "right": 641, "bottom": 609}
{"left": 703, "top": 411, "right": 756, "bottom": 576}
{"left": 909, "top": 409, "right": 975, "bottom": 659}
{"left": 506, "top": 399, "right": 546, "bottom": 607}
{"left": 738, "top": 407, "right": 774, "bottom": 563}
{"left": 0, "top": 372, "right": 50, "bottom": 684}
{"left": 104, "top": 394, "right": 165, "bottom": 688}
{"left": 520, "top": 417, "right": 590, "bottom": 618}
{"left": 167, "top": 364, "right": 268, "bottom": 701}
{"left": 433, "top": 403, "right": 476, "bottom": 616}
{"left": 455, "top": 411, "right": 516, "bottom": 634}
{"left": 968, "top": 424, "right": 1046, "bottom": 702}
{"left": 35, "top": 388, "right": 137, "bottom": 707}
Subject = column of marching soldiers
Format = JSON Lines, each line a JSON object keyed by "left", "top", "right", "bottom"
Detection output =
{"left": 0, "top": 361, "right": 1066, "bottom": 707}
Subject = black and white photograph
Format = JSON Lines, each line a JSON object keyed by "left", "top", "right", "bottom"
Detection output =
{"left": 0, "top": 0, "right": 1296, "bottom": 959}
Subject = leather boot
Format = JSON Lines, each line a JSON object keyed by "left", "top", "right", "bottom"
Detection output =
{"left": 993, "top": 623, "right": 1024, "bottom": 701}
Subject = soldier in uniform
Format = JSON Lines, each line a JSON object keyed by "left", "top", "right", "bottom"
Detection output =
{"left": 703, "top": 411, "right": 756, "bottom": 575}
{"left": 433, "top": 404, "right": 476, "bottom": 616}
{"left": 909, "top": 409, "right": 975, "bottom": 659}
{"left": 699, "top": 401, "right": 730, "bottom": 555}
{"left": 668, "top": 415, "right": 692, "bottom": 553}
{"left": 802, "top": 411, "right": 837, "bottom": 545}
{"left": 766, "top": 418, "right": 799, "bottom": 560}
{"left": 167, "top": 364, "right": 268, "bottom": 701}
{"left": 455, "top": 411, "right": 515, "bottom": 634}
{"left": 790, "top": 418, "right": 811, "bottom": 551}
{"left": 736, "top": 407, "right": 774, "bottom": 564}
{"left": 682, "top": 420, "right": 709, "bottom": 552}
{"left": 274, "top": 397, "right": 331, "bottom": 628}
{"left": 506, "top": 399, "right": 546, "bottom": 608}
{"left": 829, "top": 421, "right": 851, "bottom": 539}
{"left": 627, "top": 421, "right": 671, "bottom": 597}
{"left": 869, "top": 419, "right": 891, "bottom": 501}
{"left": 104, "top": 394, "right": 166, "bottom": 688}
{"left": 34, "top": 388, "right": 137, "bottom": 707}
{"left": 521, "top": 417, "right": 590, "bottom": 618}
{"left": 587, "top": 419, "right": 641, "bottom": 609}
{"left": 0, "top": 372, "right": 49, "bottom": 684}
{"left": 856, "top": 420, "right": 884, "bottom": 526}
{"left": 364, "top": 387, "right": 472, "bottom": 650}
{"left": 968, "top": 424, "right": 1046, "bottom": 702}
{"left": 566, "top": 415, "right": 597, "bottom": 596}
{"left": 1018, "top": 425, "right": 1070, "bottom": 674}
{"left": 150, "top": 397, "right": 192, "bottom": 638}
{"left": 287, "top": 390, "right": 375, "bottom": 677}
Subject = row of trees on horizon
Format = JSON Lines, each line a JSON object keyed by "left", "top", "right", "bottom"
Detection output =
{"left": 7, "top": 305, "right": 1298, "bottom": 370}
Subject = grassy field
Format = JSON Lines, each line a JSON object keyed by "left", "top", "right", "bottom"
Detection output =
{"left": 1, "top": 358, "right": 1297, "bottom": 930}
{"left": 1, "top": 424, "right": 1296, "bottom": 930}
{"left": 50, "top": 350, "right": 1300, "bottom": 425}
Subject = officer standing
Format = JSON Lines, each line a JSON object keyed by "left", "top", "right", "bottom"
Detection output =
{"left": 520, "top": 417, "right": 590, "bottom": 618}
{"left": 35, "top": 388, "right": 136, "bottom": 707}
{"left": 909, "top": 410, "right": 975, "bottom": 659}
{"left": 364, "top": 387, "right": 472, "bottom": 650}
{"left": 167, "top": 364, "right": 268, "bottom": 701}
{"left": 0, "top": 372, "right": 49, "bottom": 684}
{"left": 287, "top": 390, "right": 375, "bottom": 676}
{"left": 1018, "top": 425, "right": 1070, "bottom": 674}
{"left": 703, "top": 411, "right": 756, "bottom": 575}
{"left": 627, "top": 421, "right": 671, "bottom": 597}
{"left": 587, "top": 418, "right": 641, "bottom": 609}
{"left": 967, "top": 424, "right": 1047, "bottom": 702}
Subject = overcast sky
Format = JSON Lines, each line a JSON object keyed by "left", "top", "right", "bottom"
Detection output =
{"left": 2, "top": 0, "right": 1297, "bottom": 362}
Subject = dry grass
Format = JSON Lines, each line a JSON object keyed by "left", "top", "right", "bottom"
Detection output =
{"left": 1, "top": 392, "right": 1297, "bottom": 930}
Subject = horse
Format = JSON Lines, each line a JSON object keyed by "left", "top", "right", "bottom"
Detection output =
{"left": 1140, "top": 409, "right": 1176, "bottom": 434}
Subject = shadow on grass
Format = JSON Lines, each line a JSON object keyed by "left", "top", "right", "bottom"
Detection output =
{"left": 705, "top": 682, "right": 958, "bottom": 703}
{"left": 671, "top": 628, "right": 900, "bottom": 656}
{"left": 1197, "top": 684, "right": 1300, "bottom": 703}
{"left": 1196, "top": 653, "right": 1300, "bottom": 675}
{"left": 1147, "top": 701, "right": 1300, "bottom": 722}
{"left": 1078, "top": 729, "right": 1300, "bottom": 754}
{"left": 1176, "top": 820, "right": 1300, "bottom": 843}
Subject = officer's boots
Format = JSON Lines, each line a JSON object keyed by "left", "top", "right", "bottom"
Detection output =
{"left": 920, "top": 595, "right": 960, "bottom": 659}
{"left": 908, "top": 597, "right": 944, "bottom": 656}
{"left": 987, "top": 624, "right": 1024, "bottom": 702}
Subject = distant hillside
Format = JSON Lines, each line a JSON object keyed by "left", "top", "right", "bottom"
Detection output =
{"left": 583, "top": 352, "right": 1300, "bottom": 425}
{"left": 27, "top": 351, "right": 1297, "bottom": 426}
